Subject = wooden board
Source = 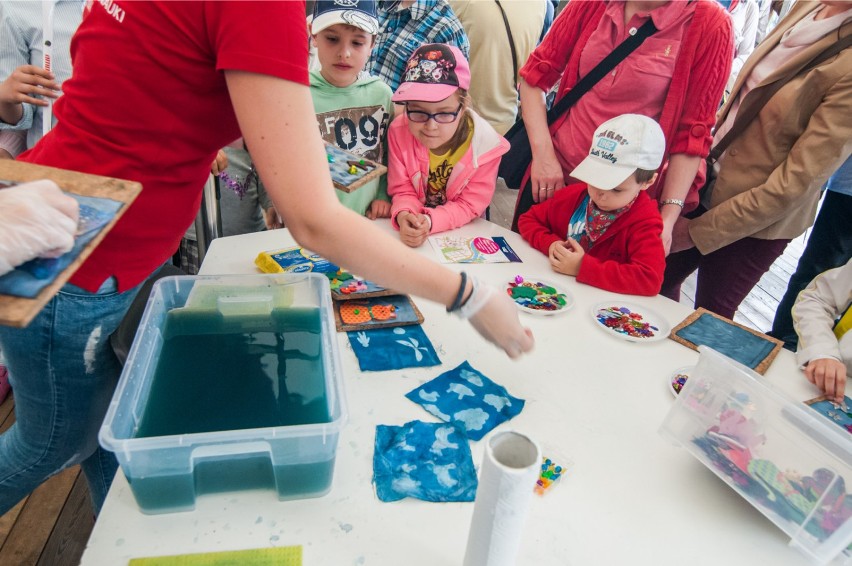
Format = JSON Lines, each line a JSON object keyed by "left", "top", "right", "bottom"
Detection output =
{"left": 328, "top": 270, "right": 398, "bottom": 302}
{"left": 333, "top": 294, "right": 424, "bottom": 332}
{"left": 331, "top": 285, "right": 398, "bottom": 301}
{"left": 0, "top": 161, "right": 141, "bottom": 328}
{"left": 669, "top": 307, "right": 784, "bottom": 375}
{"left": 324, "top": 141, "right": 387, "bottom": 194}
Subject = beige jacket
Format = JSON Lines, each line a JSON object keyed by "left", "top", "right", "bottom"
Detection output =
{"left": 794, "top": 260, "right": 852, "bottom": 379}
{"left": 690, "top": 1, "right": 852, "bottom": 255}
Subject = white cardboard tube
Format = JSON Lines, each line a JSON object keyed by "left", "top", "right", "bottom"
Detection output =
{"left": 463, "top": 431, "right": 542, "bottom": 566}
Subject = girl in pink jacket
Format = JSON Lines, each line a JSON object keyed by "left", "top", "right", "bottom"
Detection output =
{"left": 388, "top": 43, "right": 509, "bottom": 247}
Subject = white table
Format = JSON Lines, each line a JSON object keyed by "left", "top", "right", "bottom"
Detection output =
{"left": 81, "top": 219, "right": 826, "bottom": 565}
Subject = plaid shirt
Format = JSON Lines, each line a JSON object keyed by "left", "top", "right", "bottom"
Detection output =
{"left": 369, "top": 0, "right": 470, "bottom": 91}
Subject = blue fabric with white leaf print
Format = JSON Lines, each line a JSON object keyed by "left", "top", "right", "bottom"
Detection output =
{"left": 405, "top": 361, "right": 524, "bottom": 441}
{"left": 347, "top": 325, "right": 441, "bottom": 372}
{"left": 373, "top": 420, "right": 477, "bottom": 502}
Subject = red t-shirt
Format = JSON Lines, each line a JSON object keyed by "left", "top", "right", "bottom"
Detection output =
{"left": 20, "top": 1, "right": 309, "bottom": 292}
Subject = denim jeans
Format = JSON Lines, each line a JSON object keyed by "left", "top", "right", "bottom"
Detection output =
{"left": 0, "top": 276, "right": 141, "bottom": 515}
{"left": 770, "top": 187, "right": 852, "bottom": 350}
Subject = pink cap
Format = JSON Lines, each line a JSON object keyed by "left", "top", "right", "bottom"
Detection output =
{"left": 391, "top": 44, "right": 471, "bottom": 103}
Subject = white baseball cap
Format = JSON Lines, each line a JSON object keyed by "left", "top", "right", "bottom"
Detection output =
{"left": 571, "top": 114, "right": 666, "bottom": 190}
{"left": 311, "top": 0, "right": 379, "bottom": 36}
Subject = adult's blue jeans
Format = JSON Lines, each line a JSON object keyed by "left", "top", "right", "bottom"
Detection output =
{"left": 0, "top": 276, "right": 141, "bottom": 516}
{"left": 769, "top": 169, "right": 852, "bottom": 350}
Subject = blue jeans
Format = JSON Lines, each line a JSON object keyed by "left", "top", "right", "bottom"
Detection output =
{"left": 0, "top": 277, "right": 142, "bottom": 515}
{"left": 769, "top": 157, "right": 852, "bottom": 350}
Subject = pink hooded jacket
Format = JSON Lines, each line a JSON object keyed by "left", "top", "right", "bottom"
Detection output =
{"left": 388, "top": 109, "right": 510, "bottom": 234}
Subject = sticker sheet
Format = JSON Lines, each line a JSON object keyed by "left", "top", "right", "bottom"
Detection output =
{"left": 347, "top": 325, "right": 441, "bottom": 372}
{"left": 405, "top": 361, "right": 524, "bottom": 441}
{"left": 429, "top": 236, "right": 522, "bottom": 264}
{"left": 373, "top": 420, "right": 477, "bottom": 503}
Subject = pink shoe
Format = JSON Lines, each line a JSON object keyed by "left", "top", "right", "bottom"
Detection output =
{"left": 0, "top": 365, "right": 10, "bottom": 404}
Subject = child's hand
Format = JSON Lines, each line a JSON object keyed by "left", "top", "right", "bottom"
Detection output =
{"left": 366, "top": 199, "right": 391, "bottom": 220}
{"left": 263, "top": 206, "right": 284, "bottom": 230}
{"left": 210, "top": 149, "right": 228, "bottom": 175}
{"left": 397, "top": 211, "right": 430, "bottom": 247}
{"left": 549, "top": 238, "right": 584, "bottom": 276}
{"left": 804, "top": 358, "right": 848, "bottom": 403}
{"left": 0, "top": 64, "right": 59, "bottom": 108}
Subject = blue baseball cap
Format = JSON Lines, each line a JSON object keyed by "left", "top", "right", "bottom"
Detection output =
{"left": 312, "top": 0, "right": 380, "bottom": 35}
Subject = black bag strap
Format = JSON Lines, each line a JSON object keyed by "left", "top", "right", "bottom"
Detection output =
{"left": 545, "top": 17, "right": 658, "bottom": 126}
{"left": 710, "top": 34, "right": 852, "bottom": 161}
{"left": 494, "top": 0, "right": 519, "bottom": 85}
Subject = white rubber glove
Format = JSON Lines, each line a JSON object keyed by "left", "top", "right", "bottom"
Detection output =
{"left": 454, "top": 276, "right": 535, "bottom": 359}
{"left": 0, "top": 180, "right": 79, "bottom": 276}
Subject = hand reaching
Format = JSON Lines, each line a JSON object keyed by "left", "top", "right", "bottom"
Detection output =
{"left": 804, "top": 358, "right": 848, "bottom": 404}
{"left": 459, "top": 277, "right": 535, "bottom": 359}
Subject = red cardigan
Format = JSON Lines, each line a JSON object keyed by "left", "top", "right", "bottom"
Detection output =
{"left": 519, "top": 0, "right": 733, "bottom": 209}
{"left": 518, "top": 183, "right": 666, "bottom": 296}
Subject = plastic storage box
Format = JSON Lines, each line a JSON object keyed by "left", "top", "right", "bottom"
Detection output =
{"left": 660, "top": 347, "right": 852, "bottom": 565}
{"left": 100, "top": 274, "right": 347, "bottom": 514}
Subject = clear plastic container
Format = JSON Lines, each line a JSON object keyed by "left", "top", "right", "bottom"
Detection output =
{"left": 99, "top": 274, "right": 347, "bottom": 514}
{"left": 660, "top": 347, "right": 852, "bottom": 565}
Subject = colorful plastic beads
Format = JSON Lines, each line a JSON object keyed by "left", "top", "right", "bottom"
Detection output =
{"left": 535, "top": 458, "right": 564, "bottom": 495}
{"left": 672, "top": 373, "right": 688, "bottom": 394}
{"left": 506, "top": 280, "right": 567, "bottom": 311}
{"left": 595, "top": 306, "right": 659, "bottom": 338}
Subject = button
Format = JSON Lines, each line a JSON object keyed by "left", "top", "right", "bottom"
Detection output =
{"left": 537, "top": 62, "right": 551, "bottom": 73}
{"left": 689, "top": 124, "right": 707, "bottom": 138}
{"left": 629, "top": 27, "right": 637, "bottom": 36}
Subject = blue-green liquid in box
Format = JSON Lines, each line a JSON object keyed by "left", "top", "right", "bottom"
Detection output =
{"left": 129, "top": 307, "right": 336, "bottom": 512}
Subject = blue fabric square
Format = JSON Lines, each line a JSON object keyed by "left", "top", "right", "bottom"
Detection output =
{"left": 405, "top": 361, "right": 524, "bottom": 441}
{"left": 347, "top": 325, "right": 441, "bottom": 372}
{"left": 373, "top": 420, "right": 477, "bottom": 503}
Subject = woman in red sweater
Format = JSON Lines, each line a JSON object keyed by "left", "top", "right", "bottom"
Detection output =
{"left": 515, "top": 0, "right": 733, "bottom": 254}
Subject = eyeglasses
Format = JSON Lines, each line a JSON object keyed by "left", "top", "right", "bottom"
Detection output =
{"left": 405, "top": 102, "right": 464, "bottom": 124}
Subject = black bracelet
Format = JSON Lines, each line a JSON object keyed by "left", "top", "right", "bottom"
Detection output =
{"left": 447, "top": 271, "right": 468, "bottom": 313}
{"left": 459, "top": 280, "right": 474, "bottom": 308}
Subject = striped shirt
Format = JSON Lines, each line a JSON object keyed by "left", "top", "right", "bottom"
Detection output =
{"left": 0, "top": 0, "right": 83, "bottom": 156}
{"left": 369, "top": 0, "right": 470, "bottom": 92}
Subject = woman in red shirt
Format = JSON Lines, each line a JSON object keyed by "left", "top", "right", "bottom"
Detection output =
{"left": 0, "top": 1, "right": 533, "bottom": 518}
{"left": 515, "top": 0, "right": 733, "bottom": 254}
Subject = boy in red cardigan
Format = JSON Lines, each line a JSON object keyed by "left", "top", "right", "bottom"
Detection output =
{"left": 519, "top": 114, "right": 666, "bottom": 296}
